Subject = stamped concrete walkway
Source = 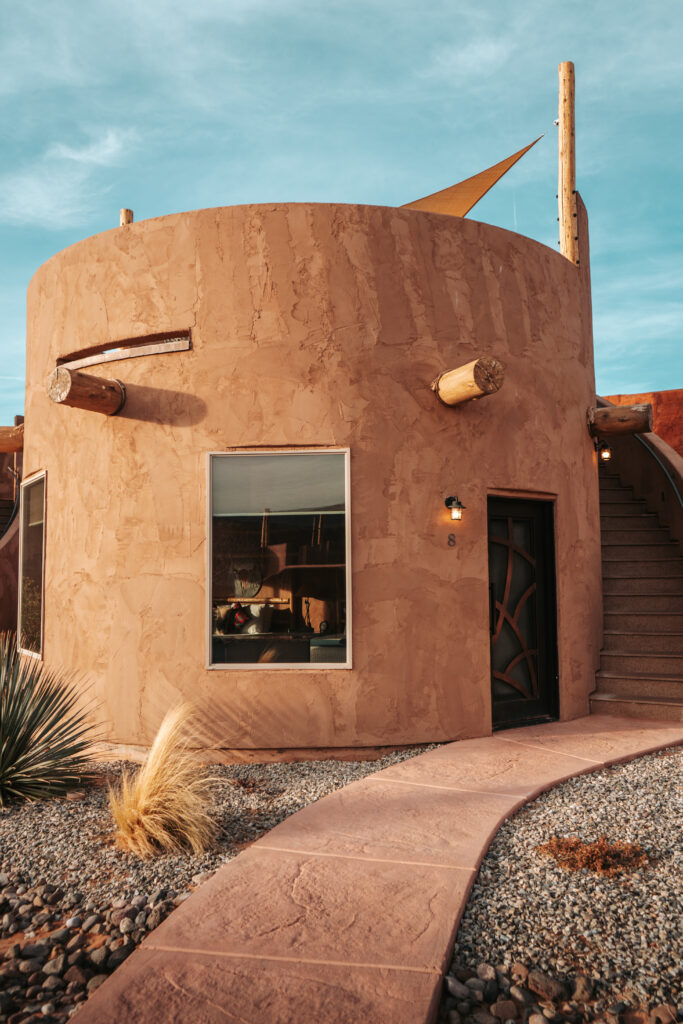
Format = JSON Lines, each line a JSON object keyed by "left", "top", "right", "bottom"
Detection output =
{"left": 78, "top": 715, "right": 682, "bottom": 1024}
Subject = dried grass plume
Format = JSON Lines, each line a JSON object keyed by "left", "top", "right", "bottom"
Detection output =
{"left": 108, "top": 703, "right": 215, "bottom": 858}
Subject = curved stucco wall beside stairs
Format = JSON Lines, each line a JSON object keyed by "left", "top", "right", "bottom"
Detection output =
{"left": 23, "top": 202, "right": 602, "bottom": 755}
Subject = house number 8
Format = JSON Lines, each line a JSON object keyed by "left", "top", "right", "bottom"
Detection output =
{"left": 447, "top": 534, "right": 456, "bottom": 547}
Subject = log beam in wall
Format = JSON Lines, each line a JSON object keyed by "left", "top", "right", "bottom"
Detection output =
{"left": 0, "top": 424, "right": 24, "bottom": 452}
{"left": 431, "top": 356, "right": 505, "bottom": 407}
{"left": 47, "top": 367, "right": 127, "bottom": 416}
{"left": 587, "top": 404, "right": 653, "bottom": 437}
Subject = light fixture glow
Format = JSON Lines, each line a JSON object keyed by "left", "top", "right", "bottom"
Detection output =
{"left": 445, "top": 496, "right": 466, "bottom": 521}
{"left": 595, "top": 440, "right": 612, "bottom": 463}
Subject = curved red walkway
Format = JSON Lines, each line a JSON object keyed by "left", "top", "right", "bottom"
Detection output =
{"left": 78, "top": 715, "right": 682, "bottom": 1024}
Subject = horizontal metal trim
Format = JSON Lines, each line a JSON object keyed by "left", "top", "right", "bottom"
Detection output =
{"left": 57, "top": 332, "right": 191, "bottom": 370}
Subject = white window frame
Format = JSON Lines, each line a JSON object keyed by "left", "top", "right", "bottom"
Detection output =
{"left": 17, "top": 470, "right": 47, "bottom": 660}
{"left": 207, "top": 448, "right": 352, "bottom": 671}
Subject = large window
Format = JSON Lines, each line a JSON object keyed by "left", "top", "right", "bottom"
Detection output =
{"left": 209, "top": 451, "right": 350, "bottom": 668}
{"left": 18, "top": 473, "right": 46, "bottom": 657}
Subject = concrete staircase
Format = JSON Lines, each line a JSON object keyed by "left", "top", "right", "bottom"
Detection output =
{"left": 591, "top": 471, "right": 683, "bottom": 721}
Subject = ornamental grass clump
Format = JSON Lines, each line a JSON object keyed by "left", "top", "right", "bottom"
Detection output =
{"left": 0, "top": 631, "right": 97, "bottom": 806}
{"left": 109, "top": 704, "right": 216, "bottom": 858}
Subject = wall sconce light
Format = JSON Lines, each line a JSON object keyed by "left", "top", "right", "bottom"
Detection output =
{"left": 445, "top": 496, "right": 466, "bottom": 521}
{"left": 595, "top": 440, "right": 612, "bottom": 463}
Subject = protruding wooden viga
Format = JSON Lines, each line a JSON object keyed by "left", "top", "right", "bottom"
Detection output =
{"left": 431, "top": 356, "right": 505, "bottom": 407}
{"left": 0, "top": 424, "right": 24, "bottom": 452}
{"left": 47, "top": 367, "right": 126, "bottom": 415}
{"left": 587, "top": 404, "right": 653, "bottom": 437}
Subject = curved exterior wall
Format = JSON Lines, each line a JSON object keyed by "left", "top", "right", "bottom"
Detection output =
{"left": 24, "top": 203, "right": 602, "bottom": 753}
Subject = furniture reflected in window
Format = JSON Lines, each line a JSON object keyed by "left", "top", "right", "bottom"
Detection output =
{"left": 18, "top": 473, "right": 46, "bottom": 656}
{"left": 210, "top": 451, "right": 349, "bottom": 667}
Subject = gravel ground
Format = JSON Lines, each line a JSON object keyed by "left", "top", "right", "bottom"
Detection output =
{"left": 0, "top": 747, "right": 436, "bottom": 907}
{"left": 443, "top": 745, "right": 683, "bottom": 1019}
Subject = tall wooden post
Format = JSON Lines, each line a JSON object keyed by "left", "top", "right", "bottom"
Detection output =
{"left": 558, "top": 61, "right": 579, "bottom": 265}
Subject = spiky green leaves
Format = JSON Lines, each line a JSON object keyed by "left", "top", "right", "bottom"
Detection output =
{"left": 0, "top": 632, "right": 97, "bottom": 806}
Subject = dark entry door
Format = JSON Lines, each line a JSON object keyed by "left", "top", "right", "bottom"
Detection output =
{"left": 487, "top": 497, "right": 558, "bottom": 729}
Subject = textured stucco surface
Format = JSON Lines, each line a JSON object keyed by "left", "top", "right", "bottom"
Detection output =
{"left": 24, "top": 203, "right": 602, "bottom": 752}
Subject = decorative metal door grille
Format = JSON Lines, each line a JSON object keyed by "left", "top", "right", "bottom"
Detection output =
{"left": 489, "top": 516, "right": 538, "bottom": 701}
{"left": 488, "top": 498, "right": 558, "bottom": 728}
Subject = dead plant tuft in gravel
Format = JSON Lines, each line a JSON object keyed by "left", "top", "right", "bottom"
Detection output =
{"left": 536, "top": 834, "right": 650, "bottom": 876}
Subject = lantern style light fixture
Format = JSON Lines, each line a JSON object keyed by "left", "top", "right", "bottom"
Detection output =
{"left": 445, "top": 496, "right": 466, "bottom": 521}
{"left": 595, "top": 440, "right": 612, "bottom": 463}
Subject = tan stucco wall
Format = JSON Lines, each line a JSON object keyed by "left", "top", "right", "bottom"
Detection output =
{"left": 24, "top": 203, "right": 602, "bottom": 752}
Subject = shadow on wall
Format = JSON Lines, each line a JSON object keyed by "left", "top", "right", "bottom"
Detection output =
{"left": 117, "top": 385, "right": 207, "bottom": 426}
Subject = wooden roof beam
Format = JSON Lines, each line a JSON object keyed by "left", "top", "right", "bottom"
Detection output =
{"left": 432, "top": 356, "right": 505, "bottom": 406}
{"left": 0, "top": 424, "right": 24, "bottom": 453}
{"left": 587, "top": 404, "right": 653, "bottom": 437}
{"left": 47, "top": 367, "right": 126, "bottom": 416}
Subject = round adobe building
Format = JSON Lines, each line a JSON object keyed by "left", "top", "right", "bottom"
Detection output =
{"left": 22, "top": 202, "right": 602, "bottom": 757}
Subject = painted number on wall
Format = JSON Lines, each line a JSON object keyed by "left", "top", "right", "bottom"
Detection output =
{"left": 447, "top": 534, "right": 456, "bottom": 547}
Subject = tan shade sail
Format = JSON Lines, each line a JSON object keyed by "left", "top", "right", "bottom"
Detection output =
{"left": 401, "top": 136, "right": 543, "bottom": 218}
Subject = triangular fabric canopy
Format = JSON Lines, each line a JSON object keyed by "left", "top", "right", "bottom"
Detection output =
{"left": 401, "top": 136, "right": 543, "bottom": 218}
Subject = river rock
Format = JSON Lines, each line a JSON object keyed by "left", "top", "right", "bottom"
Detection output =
{"left": 491, "top": 1000, "right": 518, "bottom": 1020}
{"left": 445, "top": 977, "right": 471, "bottom": 1000}
{"left": 527, "top": 970, "right": 568, "bottom": 1003}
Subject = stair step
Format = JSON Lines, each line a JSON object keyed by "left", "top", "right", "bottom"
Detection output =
{"left": 600, "top": 514, "right": 660, "bottom": 530}
{"left": 590, "top": 692, "right": 683, "bottom": 723}
{"left": 598, "top": 476, "right": 627, "bottom": 490}
{"left": 603, "top": 560, "right": 683, "bottom": 578}
{"left": 601, "top": 543, "right": 678, "bottom": 561}
{"left": 595, "top": 671, "right": 683, "bottom": 700}
{"left": 600, "top": 502, "right": 649, "bottom": 516}
{"left": 604, "top": 611, "right": 683, "bottom": 631}
{"left": 600, "top": 651, "right": 683, "bottom": 675}
{"left": 598, "top": 491, "right": 639, "bottom": 504}
{"left": 603, "top": 631, "right": 683, "bottom": 653}
{"left": 602, "top": 589, "right": 683, "bottom": 602}
{"left": 599, "top": 485, "right": 628, "bottom": 496}
{"left": 601, "top": 530, "right": 670, "bottom": 545}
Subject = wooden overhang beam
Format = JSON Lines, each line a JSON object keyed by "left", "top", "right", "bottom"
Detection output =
{"left": 587, "top": 404, "right": 653, "bottom": 437}
{"left": 432, "top": 356, "right": 505, "bottom": 407}
{"left": 0, "top": 424, "right": 24, "bottom": 453}
{"left": 47, "top": 367, "right": 126, "bottom": 416}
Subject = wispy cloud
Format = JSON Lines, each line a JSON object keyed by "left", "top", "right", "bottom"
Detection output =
{"left": 0, "top": 128, "right": 135, "bottom": 229}
{"left": 593, "top": 260, "right": 683, "bottom": 393}
{"left": 47, "top": 130, "right": 130, "bottom": 166}
{"left": 422, "top": 38, "right": 515, "bottom": 83}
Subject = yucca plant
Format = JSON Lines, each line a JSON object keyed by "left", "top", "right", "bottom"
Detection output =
{"left": 0, "top": 631, "right": 98, "bottom": 806}
{"left": 109, "top": 703, "right": 216, "bottom": 859}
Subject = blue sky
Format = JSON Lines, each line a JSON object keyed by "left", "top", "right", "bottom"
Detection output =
{"left": 1, "top": 0, "right": 681, "bottom": 422}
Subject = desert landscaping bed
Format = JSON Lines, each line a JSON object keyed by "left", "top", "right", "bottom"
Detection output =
{"left": 439, "top": 745, "right": 682, "bottom": 1024}
{"left": 0, "top": 744, "right": 680, "bottom": 1023}
{"left": 0, "top": 747, "right": 434, "bottom": 1022}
